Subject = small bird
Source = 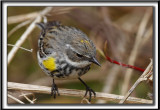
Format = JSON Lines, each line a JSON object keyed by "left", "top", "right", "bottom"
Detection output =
{"left": 36, "top": 21, "right": 100, "bottom": 102}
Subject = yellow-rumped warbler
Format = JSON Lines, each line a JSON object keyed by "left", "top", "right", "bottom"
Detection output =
{"left": 36, "top": 21, "right": 100, "bottom": 102}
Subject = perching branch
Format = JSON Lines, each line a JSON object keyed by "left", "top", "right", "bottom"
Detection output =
{"left": 8, "top": 82, "right": 152, "bottom": 104}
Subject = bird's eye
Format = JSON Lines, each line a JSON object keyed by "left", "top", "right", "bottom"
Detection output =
{"left": 76, "top": 53, "right": 83, "bottom": 58}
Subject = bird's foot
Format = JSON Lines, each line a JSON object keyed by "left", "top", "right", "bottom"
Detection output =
{"left": 51, "top": 80, "right": 60, "bottom": 99}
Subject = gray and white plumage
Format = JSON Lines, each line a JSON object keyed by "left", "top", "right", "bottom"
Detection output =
{"left": 37, "top": 21, "right": 100, "bottom": 79}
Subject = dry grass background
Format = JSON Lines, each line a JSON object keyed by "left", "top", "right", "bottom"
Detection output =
{"left": 7, "top": 6, "right": 153, "bottom": 104}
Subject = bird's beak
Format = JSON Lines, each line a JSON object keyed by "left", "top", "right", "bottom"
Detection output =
{"left": 90, "top": 57, "right": 101, "bottom": 66}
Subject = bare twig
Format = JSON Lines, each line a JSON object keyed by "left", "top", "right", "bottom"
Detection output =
{"left": 121, "top": 8, "right": 152, "bottom": 95}
{"left": 81, "top": 98, "right": 91, "bottom": 104}
{"left": 7, "top": 7, "right": 53, "bottom": 65}
{"left": 7, "top": 16, "right": 41, "bottom": 64}
{"left": 8, "top": 82, "right": 152, "bottom": 104}
{"left": 8, "top": 94, "right": 25, "bottom": 104}
{"left": 8, "top": 7, "right": 76, "bottom": 24}
{"left": 119, "top": 59, "right": 153, "bottom": 104}
{"left": 8, "top": 20, "right": 32, "bottom": 37}
{"left": 49, "top": 7, "right": 76, "bottom": 16}
{"left": 20, "top": 92, "right": 36, "bottom": 104}
{"left": 7, "top": 44, "right": 33, "bottom": 53}
{"left": 8, "top": 12, "right": 39, "bottom": 24}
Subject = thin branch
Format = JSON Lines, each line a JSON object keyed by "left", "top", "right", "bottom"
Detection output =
{"left": 81, "top": 98, "right": 91, "bottom": 104}
{"left": 8, "top": 19, "right": 32, "bottom": 37}
{"left": 121, "top": 8, "right": 152, "bottom": 95}
{"left": 49, "top": 7, "right": 76, "bottom": 16}
{"left": 8, "top": 94, "right": 25, "bottom": 104}
{"left": 8, "top": 12, "right": 39, "bottom": 24}
{"left": 8, "top": 7, "right": 76, "bottom": 24}
{"left": 119, "top": 59, "right": 153, "bottom": 104}
{"left": 20, "top": 92, "right": 36, "bottom": 104}
{"left": 8, "top": 82, "right": 152, "bottom": 104}
{"left": 7, "top": 44, "right": 33, "bottom": 53}
{"left": 7, "top": 16, "right": 41, "bottom": 64}
{"left": 7, "top": 7, "right": 53, "bottom": 65}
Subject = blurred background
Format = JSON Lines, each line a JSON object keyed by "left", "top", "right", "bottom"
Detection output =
{"left": 7, "top": 6, "right": 153, "bottom": 104}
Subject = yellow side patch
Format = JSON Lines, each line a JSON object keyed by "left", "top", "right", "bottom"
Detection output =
{"left": 42, "top": 57, "right": 56, "bottom": 71}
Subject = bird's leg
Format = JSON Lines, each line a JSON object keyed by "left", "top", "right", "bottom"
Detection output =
{"left": 51, "top": 79, "right": 60, "bottom": 99}
{"left": 78, "top": 77, "right": 96, "bottom": 102}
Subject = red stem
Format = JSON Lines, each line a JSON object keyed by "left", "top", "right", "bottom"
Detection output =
{"left": 106, "top": 56, "right": 145, "bottom": 72}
